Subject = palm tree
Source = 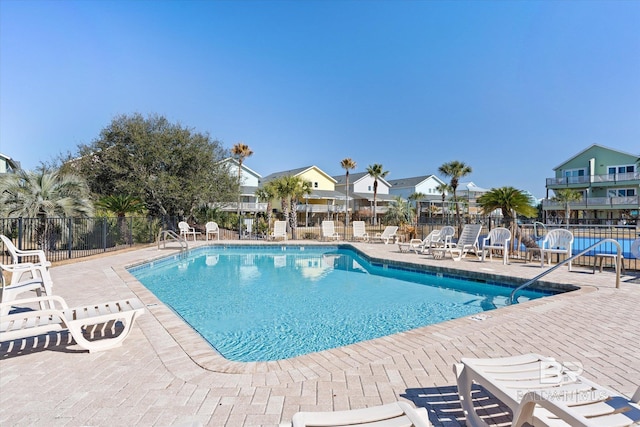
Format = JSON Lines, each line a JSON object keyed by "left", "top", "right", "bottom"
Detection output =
{"left": 438, "top": 160, "right": 472, "bottom": 233}
{"left": 551, "top": 189, "right": 582, "bottom": 226}
{"left": 340, "top": 158, "right": 357, "bottom": 229}
{"left": 477, "top": 186, "right": 538, "bottom": 253}
{"left": 366, "top": 163, "right": 389, "bottom": 225}
{"left": 383, "top": 196, "right": 414, "bottom": 226}
{"left": 254, "top": 182, "right": 277, "bottom": 231}
{"left": 96, "top": 194, "right": 145, "bottom": 244}
{"left": 272, "top": 176, "right": 312, "bottom": 236}
{"left": 0, "top": 169, "right": 93, "bottom": 249}
{"left": 435, "top": 182, "right": 450, "bottom": 223}
{"left": 408, "top": 192, "right": 426, "bottom": 226}
{"left": 231, "top": 142, "right": 253, "bottom": 236}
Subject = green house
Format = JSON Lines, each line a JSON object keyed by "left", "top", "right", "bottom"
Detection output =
{"left": 543, "top": 144, "right": 639, "bottom": 224}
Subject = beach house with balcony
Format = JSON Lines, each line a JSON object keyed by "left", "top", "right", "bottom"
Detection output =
{"left": 333, "top": 172, "right": 395, "bottom": 223}
{"left": 217, "top": 158, "right": 265, "bottom": 214}
{"left": 263, "top": 166, "right": 344, "bottom": 225}
{"left": 543, "top": 144, "right": 639, "bottom": 224}
{"left": 387, "top": 175, "right": 448, "bottom": 222}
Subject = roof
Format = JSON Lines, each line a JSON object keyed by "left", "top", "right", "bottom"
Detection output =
{"left": 457, "top": 182, "right": 490, "bottom": 193}
{"left": 552, "top": 144, "right": 640, "bottom": 170}
{"left": 387, "top": 175, "right": 445, "bottom": 188}
{"left": 332, "top": 171, "right": 391, "bottom": 187}
{"left": 219, "top": 157, "right": 262, "bottom": 178}
{"left": 264, "top": 165, "right": 337, "bottom": 184}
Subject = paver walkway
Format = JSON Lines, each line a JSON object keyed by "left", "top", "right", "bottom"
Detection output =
{"left": 1, "top": 241, "right": 639, "bottom": 426}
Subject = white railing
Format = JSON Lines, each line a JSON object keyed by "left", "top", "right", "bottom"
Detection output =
{"left": 542, "top": 196, "right": 639, "bottom": 209}
{"left": 547, "top": 171, "right": 640, "bottom": 186}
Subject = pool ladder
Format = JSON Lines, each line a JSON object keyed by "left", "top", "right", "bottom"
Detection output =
{"left": 510, "top": 238, "right": 622, "bottom": 304}
{"left": 157, "top": 230, "right": 189, "bottom": 252}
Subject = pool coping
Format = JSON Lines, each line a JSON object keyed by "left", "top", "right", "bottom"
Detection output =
{"left": 114, "top": 241, "right": 594, "bottom": 378}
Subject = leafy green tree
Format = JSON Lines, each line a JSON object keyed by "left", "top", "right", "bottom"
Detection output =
{"left": 0, "top": 169, "right": 93, "bottom": 248}
{"left": 67, "top": 113, "right": 236, "bottom": 219}
{"left": 477, "top": 186, "right": 538, "bottom": 252}
{"left": 551, "top": 189, "right": 582, "bottom": 226}
{"left": 366, "top": 163, "right": 389, "bottom": 225}
{"left": 438, "top": 160, "right": 472, "bottom": 232}
{"left": 340, "top": 158, "right": 357, "bottom": 228}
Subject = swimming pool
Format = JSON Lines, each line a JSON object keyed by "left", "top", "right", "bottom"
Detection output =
{"left": 129, "top": 246, "right": 556, "bottom": 362}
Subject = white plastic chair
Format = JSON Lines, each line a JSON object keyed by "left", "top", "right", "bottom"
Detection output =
{"left": 481, "top": 227, "right": 511, "bottom": 264}
{"left": 270, "top": 221, "right": 287, "bottom": 241}
{"left": 540, "top": 229, "right": 574, "bottom": 271}
{"left": 178, "top": 221, "right": 199, "bottom": 241}
{"left": 205, "top": 222, "right": 220, "bottom": 241}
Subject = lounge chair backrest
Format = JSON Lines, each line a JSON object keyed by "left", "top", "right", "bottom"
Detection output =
{"left": 381, "top": 226, "right": 398, "bottom": 238}
{"left": 542, "top": 229, "right": 573, "bottom": 250}
{"left": 352, "top": 221, "right": 369, "bottom": 241}
{"left": 457, "top": 224, "right": 482, "bottom": 246}
{"left": 271, "top": 221, "right": 287, "bottom": 240}
{"left": 321, "top": 221, "right": 335, "bottom": 236}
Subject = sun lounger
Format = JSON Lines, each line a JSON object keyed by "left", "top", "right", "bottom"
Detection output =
{"left": 1, "top": 295, "right": 145, "bottom": 352}
{"left": 454, "top": 353, "right": 640, "bottom": 427}
{"left": 1, "top": 263, "right": 54, "bottom": 315}
{"left": 372, "top": 226, "right": 398, "bottom": 244}
{"left": 409, "top": 230, "right": 441, "bottom": 254}
{"left": 352, "top": 221, "right": 370, "bottom": 242}
{"left": 270, "top": 220, "right": 288, "bottom": 240}
{"left": 289, "top": 401, "right": 431, "bottom": 427}
{"left": 434, "top": 224, "right": 482, "bottom": 261}
{"left": 321, "top": 221, "right": 341, "bottom": 241}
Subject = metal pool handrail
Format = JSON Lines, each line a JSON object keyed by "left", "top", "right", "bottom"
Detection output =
{"left": 510, "top": 238, "right": 622, "bottom": 304}
{"left": 157, "top": 230, "right": 188, "bottom": 252}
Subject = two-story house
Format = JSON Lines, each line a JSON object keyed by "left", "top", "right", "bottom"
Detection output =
{"left": 333, "top": 172, "right": 395, "bottom": 223}
{"left": 0, "top": 153, "right": 19, "bottom": 174}
{"left": 543, "top": 144, "right": 639, "bottom": 224}
{"left": 263, "top": 166, "right": 345, "bottom": 225}
{"left": 387, "top": 175, "right": 448, "bottom": 222}
{"left": 217, "top": 157, "right": 265, "bottom": 213}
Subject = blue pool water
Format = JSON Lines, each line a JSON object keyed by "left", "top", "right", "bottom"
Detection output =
{"left": 129, "top": 246, "right": 555, "bottom": 362}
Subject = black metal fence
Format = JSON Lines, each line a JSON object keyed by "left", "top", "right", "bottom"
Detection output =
{"left": 1, "top": 216, "right": 638, "bottom": 271}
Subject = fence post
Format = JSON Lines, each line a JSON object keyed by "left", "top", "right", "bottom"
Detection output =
{"left": 67, "top": 218, "right": 73, "bottom": 260}
{"left": 17, "top": 217, "right": 24, "bottom": 249}
{"left": 102, "top": 218, "right": 107, "bottom": 252}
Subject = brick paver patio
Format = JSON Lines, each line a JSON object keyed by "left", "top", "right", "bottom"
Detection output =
{"left": 1, "top": 241, "right": 638, "bottom": 426}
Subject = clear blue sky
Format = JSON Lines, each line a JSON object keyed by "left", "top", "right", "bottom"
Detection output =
{"left": 1, "top": 0, "right": 639, "bottom": 199}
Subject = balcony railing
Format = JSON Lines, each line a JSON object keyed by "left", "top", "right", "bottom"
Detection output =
{"left": 542, "top": 196, "right": 639, "bottom": 209}
{"left": 547, "top": 171, "right": 640, "bottom": 186}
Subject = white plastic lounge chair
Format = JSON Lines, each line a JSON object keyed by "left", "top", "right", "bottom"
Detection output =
{"left": 352, "top": 221, "right": 369, "bottom": 242}
{"left": 436, "top": 226, "right": 456, "bottom": 246}
{"left": 270, "top": 221, "right": 287, "bottom": 241}
{"left": 0, "top": 234, "right": 51, "bottom": 268}
{"left": 0, "top": 295, "right": 145, "bottom": 353}
{"left": 1, "top": 263, "right": 54, "bottom": 315}
{"left": 290, "top": 401, "right": 431, "bottom": 427}
{"left": 205, "top": 221, "right": 220, "bottom": 241}
{"left": 321, "top": 221, "right": 341, "bottom": 241}
{"left": 437, "top": 224, "right": 482, "bottom": 261}
{"left": 373, "top": 226, "right": 399, "bottom": 244}
{"left": 540, "top": 229, "right": 574, "bottom": 271}
{"left": 481, "top": 227, "right": 511, "bottom": 264}
{"left": 409, "top": 229, "right": 441, "bottom": 254}
{"left": 454, "top": 353, "right": 640, "bottom": 427}
{"left": 178, "top": 221, "right": 200, "bottom": 241}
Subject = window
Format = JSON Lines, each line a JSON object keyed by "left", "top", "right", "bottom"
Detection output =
{"left": 563, "top": 168, "right": 586, "bottom": 183}
{"left": 608, "top": 165, "right": 635, "bottom": 178}
{"left": 314, "top": 182, "right": 318, "bottom": 188}
{"left": 608, "top": 188, "right": 636, "bottom": 197}
{"left": 368, "top": 185, "right": 372, "bottom": 191}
